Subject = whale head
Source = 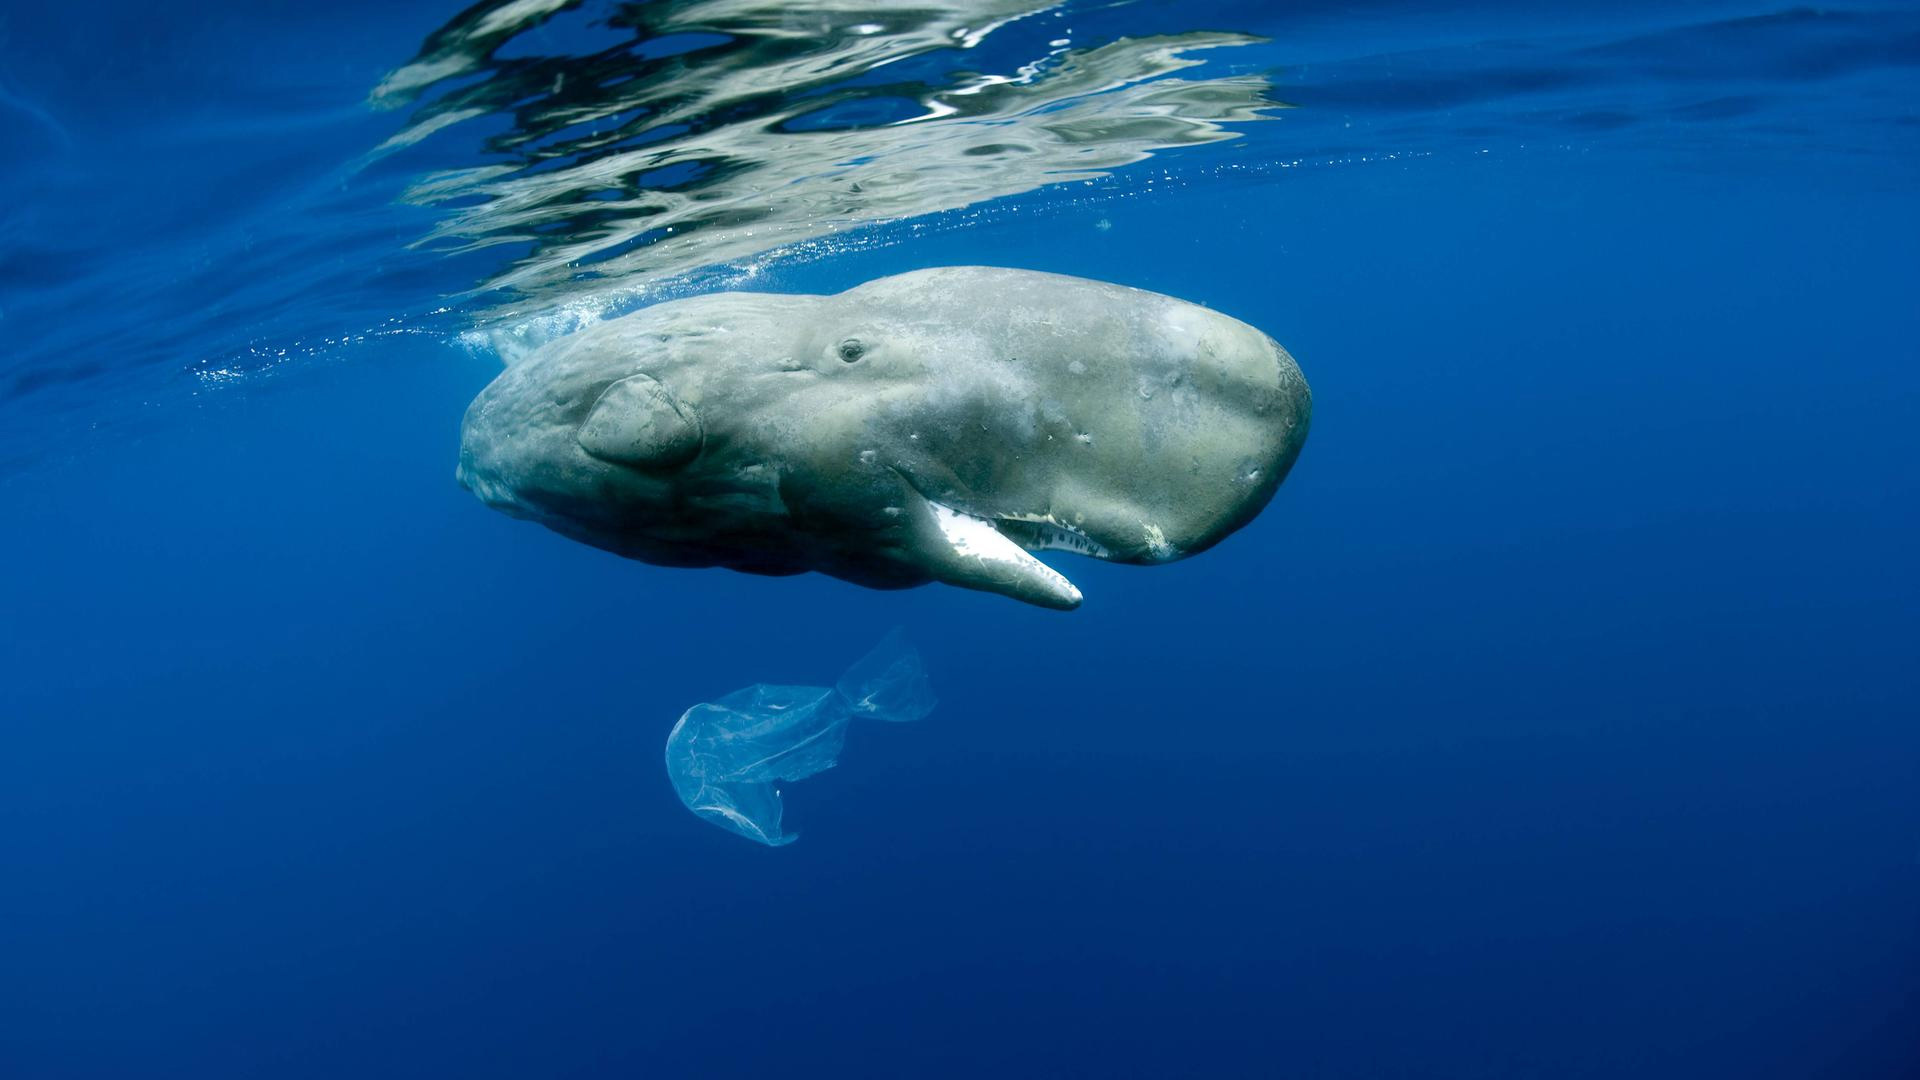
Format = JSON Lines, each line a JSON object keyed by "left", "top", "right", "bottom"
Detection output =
{"left": 458, "top": 267, "right": 1310, "bottom": 609}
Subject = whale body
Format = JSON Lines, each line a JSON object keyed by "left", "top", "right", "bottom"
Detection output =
{"left": 457, "top": 266, "right": 1310, "bottom": 609}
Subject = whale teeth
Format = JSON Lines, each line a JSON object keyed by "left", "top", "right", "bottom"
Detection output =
{"left": 990, "top": 515, "right": 1113, "bottom": 558}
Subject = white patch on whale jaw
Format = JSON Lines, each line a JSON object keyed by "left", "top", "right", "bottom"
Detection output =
{"left": 1141, "top": 523, "right": 1180, "bottom": 563}
{"left": 926, "top": 501, "right": 1083, "bottom": 609}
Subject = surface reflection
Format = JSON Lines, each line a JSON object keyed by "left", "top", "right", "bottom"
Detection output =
{"left": 374, "top": 0, "right": 1279, "bottom": 314}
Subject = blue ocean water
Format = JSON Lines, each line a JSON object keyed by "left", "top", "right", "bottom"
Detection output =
{"left": 2, "top": 2, "right": 1918, "bottom": 1076}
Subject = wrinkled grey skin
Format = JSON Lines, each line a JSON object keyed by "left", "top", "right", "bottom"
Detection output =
{"left": 458, "top": 267, "right": 1310, "bottom": 609}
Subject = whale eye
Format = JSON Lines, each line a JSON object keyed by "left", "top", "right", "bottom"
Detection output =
{"left": 838, "top": 338, "right": 866, "bottom": 363}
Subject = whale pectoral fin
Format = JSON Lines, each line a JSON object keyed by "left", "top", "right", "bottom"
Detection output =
{"left": 577, "top": 373, "right": 703, "bottom": 470}
{"left": 906, "top": 497, "right": 1082, "bottom": 611}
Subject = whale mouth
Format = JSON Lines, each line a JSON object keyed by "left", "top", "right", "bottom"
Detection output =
{"left": 914, "top": 486, "right": 1112, "bottom": 561}
{"left": 923, "top": 500, "right": 1084, "bottom": 609}
{"left": 889, "top": 466, "right": 1096, "bottom": 609}
{"left": 987, "top": 514, "right": 1114, "bottom": 559}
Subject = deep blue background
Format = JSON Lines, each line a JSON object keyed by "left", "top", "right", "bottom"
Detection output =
{"left": 2, "top": 3, "right": 1917, "bottom": 1077}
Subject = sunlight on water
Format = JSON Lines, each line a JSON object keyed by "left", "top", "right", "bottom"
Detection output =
{"left": 370, "top": 0, "right": 1281, "bottom": 325}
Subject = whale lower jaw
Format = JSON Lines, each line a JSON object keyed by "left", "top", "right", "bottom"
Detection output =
{"left": 922, "top": 501, "right": 1084, "bottom": 610}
